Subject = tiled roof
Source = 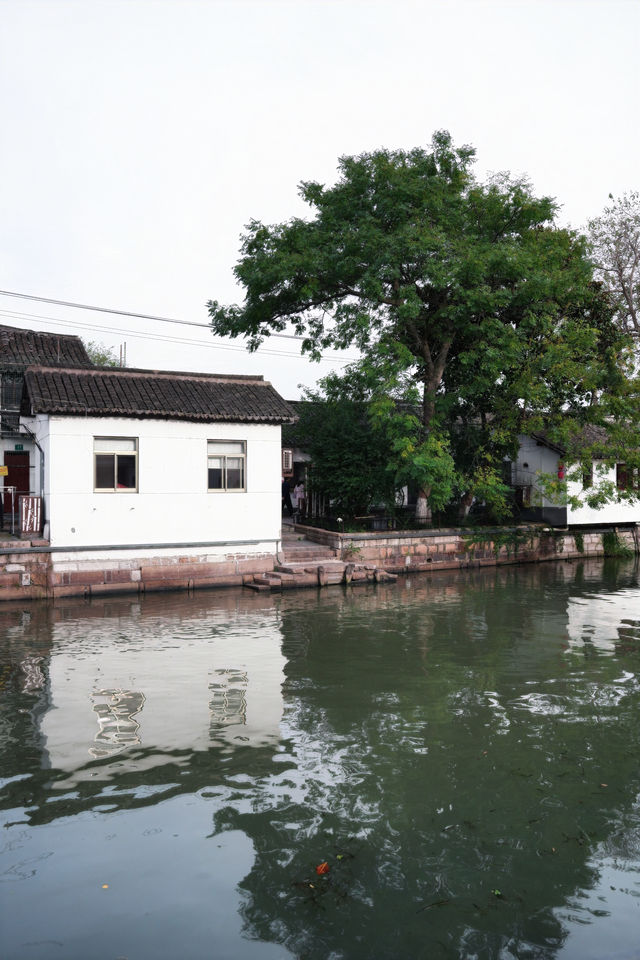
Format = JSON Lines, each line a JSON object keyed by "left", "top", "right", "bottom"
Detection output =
{"left": 0, "top": 324, "right": 92, "bottom": 371}
{"left": 531, "top": 425, "right": 611, "bottom": 456}
{"left": 22, "top": 366, "right": 298, "bottom": 424}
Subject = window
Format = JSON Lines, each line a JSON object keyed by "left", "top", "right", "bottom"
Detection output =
{"left": 282, "top": 448, "right": 293, "bottom": 476}
{"left": 616, "top": 463, "right": 639, "bottom": 492}
{"left": 94, "top": 437, "right": 138, "bottom": 491}
{"left": 208, "top": 440, "right": 246, "bottom": 491}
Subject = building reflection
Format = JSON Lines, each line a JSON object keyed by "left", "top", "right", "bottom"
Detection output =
{"left": 90, "top": 688, "right": 146, "bottom": 759}
{"left": 36, "top": 590, "right": 287, "bottom": 786}
{"left": 0, "top": 589, "right": 288, "bottom": 810}
{"left": 209, "top": 669, "right": 248, "bottom": 733}
{"left": 1, "top": 560, "right": 640, "bottom": 960}
{"left": 566, "top": 564, "right": 640, "bottom": 653}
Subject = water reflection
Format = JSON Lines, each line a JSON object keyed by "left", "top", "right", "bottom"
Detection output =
{"left": 568, "top": 588, "right": 640, "bottom": 654}
{"left": 1, "top": 559, "right": 639, "bottom": 960}
{"left": 90, "top": 689, "right": 146, "bottom": 759}
{"left": 29, "top": 590, "right": 287, "bottom": 788}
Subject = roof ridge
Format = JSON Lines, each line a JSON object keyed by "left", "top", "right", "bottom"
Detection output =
{"left": 0, "top": 322, "right": 86, "bottom": 342}
{"left": 25, "top": 364, "right": 267, "bottom": 384}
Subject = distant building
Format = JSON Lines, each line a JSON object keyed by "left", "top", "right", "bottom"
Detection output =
{"left": 511, "top": 430, "right": 639, "bottom": 527}
{"left": 1, "top": 324, "right": 92, "bottom": 527}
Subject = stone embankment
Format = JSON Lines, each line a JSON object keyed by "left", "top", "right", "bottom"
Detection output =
{"left": 0, "top": 540, "right": 50, "bottom": 601}
{"left": 292, "top": 524, "right": 639, "bottom": 575}
{"left": 0, "top": 524, "right": 637, "bottom": 602}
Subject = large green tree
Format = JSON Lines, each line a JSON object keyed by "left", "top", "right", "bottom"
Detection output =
{"left": 209, "top": 132, "right": 636, "bottom": 519}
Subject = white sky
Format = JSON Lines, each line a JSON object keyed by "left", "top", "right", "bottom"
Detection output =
{"left": 1, "top": 0, "right": 638, "bottom": 398}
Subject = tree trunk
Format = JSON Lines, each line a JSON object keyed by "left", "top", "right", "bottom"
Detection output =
{"left": 413, "top": 340, "right": 453, "bottom": 525}
{"left": 458, "top": 490, "right": 474, "bottom": 522}
{"left": 415, "top": 489, "right": 432, "bottom": 523}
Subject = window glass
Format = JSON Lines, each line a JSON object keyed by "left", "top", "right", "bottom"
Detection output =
{"left": 617, "top": 463, "right": 628, "bottom": 490}
{"left": 207, "top": 441, "right": 244, "bottom": 456}
{"left": 95, "top": 438, "right": 136, "bottom": 452}
{"left": 208, "top": 457, "right": 224, "bottom": 490}
{"left": 95, "top": 454, "right": 115, "bottom": 489}
{"left": 94, "top": 438, "right": 138, "bottom": 492}
{"left": 117, "top": 455, "right": 137, "bottom": 489}
{"left": 226, "top": 457, "right": 244, "bottom": 490}
{"left": 207, "top": 441, "right": 246, "bottom": 491}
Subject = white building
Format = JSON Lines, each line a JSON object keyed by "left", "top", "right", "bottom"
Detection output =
{"left": 512, "top": 431, "right": 640, "bottom": 527}
{"left": 1, "top": 324, "right": 92, "bottom": 529}
{"left": 20, "top": 364, "right": 295, "bottom": 559}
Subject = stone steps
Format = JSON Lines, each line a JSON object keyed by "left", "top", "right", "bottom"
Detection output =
{"left": 244, "top": 559, "right": 397, "bottom": 592}
{"left": 281, "top": 533, "right": 338, "bottom": 563}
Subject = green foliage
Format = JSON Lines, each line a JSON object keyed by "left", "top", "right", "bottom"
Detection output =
{"left": 209, "top": 131, "right": 640, "bottom": 517}
{"left": 573, "top": 531, "right": 585, "bottom": 554}
{"left": 601, "top": 530, "right": 634, "bottom": 558}
{"left": 341, "top": 543, "right": 362, "bottom": 561}
{"left": 463, "top": 527, "right": 535, "bottom": 559}
{"left": 83, "top": 340, "right": 120, "bottom": 367}
{"left": 294, "top": 377, "right": 398, "bottom": 518}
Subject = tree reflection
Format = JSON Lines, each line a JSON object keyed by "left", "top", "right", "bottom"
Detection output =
{"left": 1, "top": 562, "right": 640, "bottom": 959}
{"left": 220, "top": 562, "right": 640, "bottom": 959}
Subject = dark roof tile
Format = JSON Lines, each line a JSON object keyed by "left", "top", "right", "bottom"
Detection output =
{"left": 21, "top": 366, "right": 297, "bottom": 425}
{"left": 0, "top": 323, "right": 92, "bottom": 371}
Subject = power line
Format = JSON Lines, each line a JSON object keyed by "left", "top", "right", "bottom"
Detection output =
{"left": 0, "top": 287, "right": 306, "bottom": 342}
{"left": 0, "top": 307, "right": 359, "bottom": 364}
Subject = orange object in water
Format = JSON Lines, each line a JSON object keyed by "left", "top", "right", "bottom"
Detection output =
{"left": 316, "top": 861, "right": 330, "bottom": 875}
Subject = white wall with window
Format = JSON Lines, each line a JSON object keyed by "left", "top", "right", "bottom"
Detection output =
{"left": 514, "top": 436, "right": 640, "bottom": 526}
{"left": 207, "top": 440, "right": 245, "bottom": 491}
{"left": 567, "top": 461, "right": 640, "bottom": 525}
{"left": 24, "top": 414, "right": 282, "bottom": 550}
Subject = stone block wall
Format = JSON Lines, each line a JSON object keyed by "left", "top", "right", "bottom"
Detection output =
{"left": 0, "top": 525, "right": 638, "bottom": 603}
{"left": 0, "top": 543, "right": 51, "bottom": 601}
{"left": 295, "top": 524, "right": 639, "bottom": 574}
{"left": 0, "top": 547, "right": 277, "bottom": 602}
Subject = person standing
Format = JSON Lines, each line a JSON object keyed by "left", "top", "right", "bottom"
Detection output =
{"left": 294, "top": 478, "right": 306, "bottom": 519}
{"left": 282, "top": 477, "right": 293, "bottom": 517}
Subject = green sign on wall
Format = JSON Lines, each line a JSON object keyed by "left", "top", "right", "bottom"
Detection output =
{"left": 14, "top": 444, "right": 23, "bottom": 451}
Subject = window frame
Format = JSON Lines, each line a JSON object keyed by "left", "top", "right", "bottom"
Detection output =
{"left": 282, "top": 448, "right": 293, "bottom": 476}
{"left": 207, "top": 439, "right": 247, "bottom": 493}
{"left": 616, "top": 462, "right": 639, "bottom": 492}
{"left": 93, "top": 437, "right": 138, "bottom": 493}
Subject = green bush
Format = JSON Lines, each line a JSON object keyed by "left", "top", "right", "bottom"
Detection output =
{"left": 601, "top": 530, "right": 634, "bottom": 558}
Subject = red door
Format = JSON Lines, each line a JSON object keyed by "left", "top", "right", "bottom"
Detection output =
{"left": 3, "top": 452, "right": 30, "bottom": 515}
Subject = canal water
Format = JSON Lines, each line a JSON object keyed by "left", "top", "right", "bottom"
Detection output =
{"left": 1, "top": 559, "right": 640, "bottom": 960}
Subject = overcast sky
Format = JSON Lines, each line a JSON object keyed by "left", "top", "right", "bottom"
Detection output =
{"left": 1, "top": 0, "right": 638, "bottom": 397}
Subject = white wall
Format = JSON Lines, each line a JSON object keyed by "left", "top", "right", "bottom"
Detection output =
{"left": 26, "top": 414, "right": 282, "bottom": 549}
{"left": 568, "top": 462, "right": 640, "bottom": 525}
{"left": 515, "top": 438, "right": 640, "bottom": 526}
{"left": 514, "top": 435, "right": 562, "bottom": 508}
